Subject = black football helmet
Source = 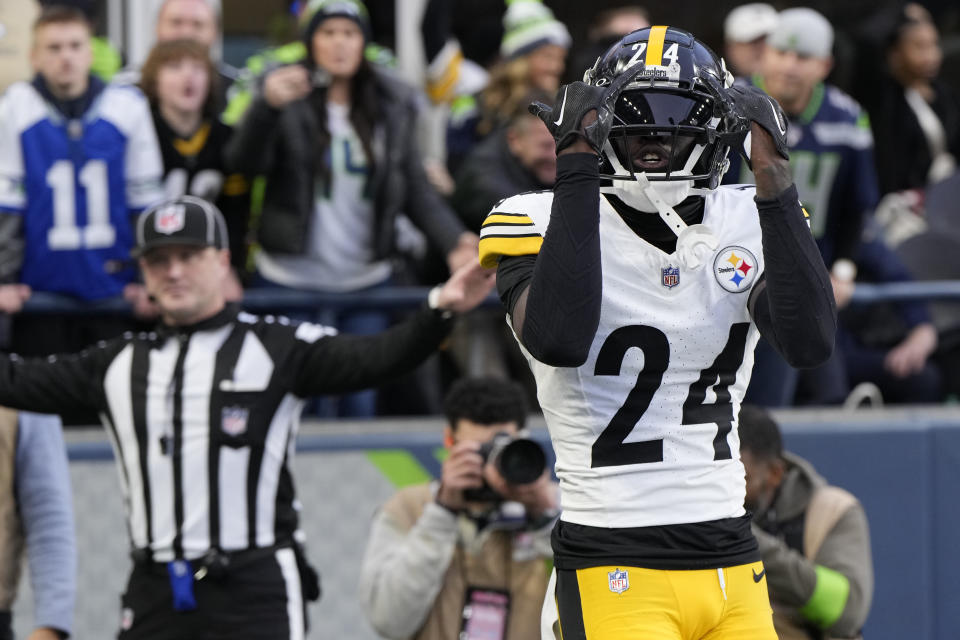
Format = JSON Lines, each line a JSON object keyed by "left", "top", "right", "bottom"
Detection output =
{"left": 584, "top": 26, "right": 741, "bottom": 198}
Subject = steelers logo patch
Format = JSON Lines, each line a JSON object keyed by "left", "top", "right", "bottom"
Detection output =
{"left": 713, "top": 246, "right": 758, "bottom": 293}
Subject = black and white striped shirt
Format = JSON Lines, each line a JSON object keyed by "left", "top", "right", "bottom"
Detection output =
{"left": 0, "top": 304, "right": 451, "bottom": 562}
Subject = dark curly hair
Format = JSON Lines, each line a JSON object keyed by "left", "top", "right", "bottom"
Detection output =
{"left": 443, "top": 377, "right": 528, "bottom": 431}
{"left": 737, "top": 404, "right": 783, "bottom": 463}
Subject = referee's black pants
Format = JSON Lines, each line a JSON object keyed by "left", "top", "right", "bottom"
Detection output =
{"left": 118, "top": 547, "right": 305, "bottom": 639}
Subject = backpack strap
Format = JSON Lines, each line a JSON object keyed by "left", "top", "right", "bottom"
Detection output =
{"left": 803, "top": 485, "right": 858, "bottom": 560}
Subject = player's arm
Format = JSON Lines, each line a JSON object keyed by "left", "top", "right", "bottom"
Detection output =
{"left": 490, "top": 80, "right": 632, "bottom": 367}
{"left": 726, "top": 86, "right": 836, "bottom": 367}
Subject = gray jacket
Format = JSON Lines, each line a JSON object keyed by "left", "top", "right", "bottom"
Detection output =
{"left": 225, "top": 68, "right": 464, "bottom": 261}
{"left": 753, "top": 452, "right": 873, "bottom": 639}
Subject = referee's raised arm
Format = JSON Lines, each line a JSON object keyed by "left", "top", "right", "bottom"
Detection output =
{"left": 291, "top": 260, "right": 495, "bottom": 397}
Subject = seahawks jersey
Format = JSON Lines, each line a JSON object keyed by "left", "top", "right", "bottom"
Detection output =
{"left": 725, "top": 80, "right": 878, "bottom": 266}
{"left": 480, "top": 186, "right": 764, "bottom": 529}
{"left": 0, "top": 81, "right": 163, "bottom": 299}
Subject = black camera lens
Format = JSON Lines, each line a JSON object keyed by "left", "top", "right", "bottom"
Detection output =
{"left": 496, "top": 438, "right": 547, "bottom": 485}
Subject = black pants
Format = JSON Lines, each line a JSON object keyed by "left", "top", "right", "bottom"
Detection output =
{"left": 0, "top": 611, "right": 11, "bottom": 640}
{"left": 118, "top": 548, "right": 304, "bottom": 640}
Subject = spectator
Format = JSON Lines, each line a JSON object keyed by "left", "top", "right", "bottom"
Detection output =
{"left": 451, "top": 90, "right": 556, "bottom": 233}
{"left": 114, "top": 0, "right": 239, "bottom": 113}
{"left": 796, "top": 235, "right": 941, "bottom": 405}
{"left": 739, "top": 404, "right": 873, "bottom": 639}
{"left": 725, "top": 7, "right": 877, "bottom": 406}
{"left": 447, "top": 91, "right": 556, "bottom": 383}
{"left": 227, "top": 0, "right": 477, "bottom": 417}
{"left": 723, "top": 3, "right": 779, "bottom": 78}
{"left": 0, "top": 6, "right": 164, "bottom": 355}
{"left": 564, "top": 5, "right": 650, "bottom": 85}
{"left": 139, "top": 38, "right": 251, "bottom": 286}
{"left": 872, "top": 3, "right": 960, "bottom": 196}
{"left": 0, "top": 196, "right": 495, "bottom": 639}
{"left": 0, "top": 408, "right": 75, "bottom": 640}
{"left": 359, "top": 377, "right": 557, "bottom": 640}
{"left": 446, "top": 0, "right": 570, "bottom": 174}
{"left": 38, "top": 0, "right": 122, "bottom": 81}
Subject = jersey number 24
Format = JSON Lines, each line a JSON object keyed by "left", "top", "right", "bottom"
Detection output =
{"left": 592, "top": 323, "right": 750, "bottom": 468}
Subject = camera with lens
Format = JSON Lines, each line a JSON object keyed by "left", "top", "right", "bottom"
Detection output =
{"left": 463, "top": 432, "right": 547, "bottom": 502}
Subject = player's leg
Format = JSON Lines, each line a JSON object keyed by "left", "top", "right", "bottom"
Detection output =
{"left": 701, "top": 562, "right": 777, "bottom": 640}
{"left": 554, "top": 566, "right": 683, "bottom": 639}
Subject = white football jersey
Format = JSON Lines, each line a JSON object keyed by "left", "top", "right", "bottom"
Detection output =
{"left": 480, "top": 186, "right": 765, "bottom": 528}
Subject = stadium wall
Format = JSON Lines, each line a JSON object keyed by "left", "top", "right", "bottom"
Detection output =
{"left": 12, "top": 408, "right": 960, "bottom": 639}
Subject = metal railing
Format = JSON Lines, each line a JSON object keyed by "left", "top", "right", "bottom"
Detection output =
{"left": 18, "top": 280, "right": 960, "bottom": 317}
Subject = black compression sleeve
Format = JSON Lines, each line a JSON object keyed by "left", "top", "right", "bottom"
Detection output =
{"left": 513, "top": 153, "right": 602, "bottom": 367}
{"left": 749, "top": 184, "right": 837, "bottom": 368}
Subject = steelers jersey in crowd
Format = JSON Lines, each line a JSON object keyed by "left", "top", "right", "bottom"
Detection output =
{"left": 151, "top": 112, "right": 250, "bottom": 274}
{"left": 480, "top": 186, "right": 765, "bottom": 530}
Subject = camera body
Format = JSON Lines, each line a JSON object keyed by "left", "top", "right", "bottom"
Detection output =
{"left": 463, "top": 432, "right": 547, "bottom": 503}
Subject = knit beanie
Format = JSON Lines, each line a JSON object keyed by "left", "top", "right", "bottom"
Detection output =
{"left": 300, "top": 0, "right": 371, "bottom": 46}
{"left": 499, "top": 0, "right": 571, "bottom": 60}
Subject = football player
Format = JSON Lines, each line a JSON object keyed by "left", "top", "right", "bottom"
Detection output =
{"left": 479, "top": 26, "right": 837, "bottom": 638}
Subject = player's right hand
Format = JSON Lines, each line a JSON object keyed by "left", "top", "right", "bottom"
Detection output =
{"left": 435, "top": 440, "right": 484, "bottom": 512}
{"left": 528, "top": 63, "right": 642, "bottom": 154}
{"left": 263, "top": 65, "right": 312, "bottom": 109}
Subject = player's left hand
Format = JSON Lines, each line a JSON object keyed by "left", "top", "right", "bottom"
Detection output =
{"left": 724, "top": 84, "right": 790, "bottom": 168}
{"left": 885, "top": 323, "right": 938, "bottom": 378}
{"left": 434, "top": 259, "right": 496, "bottom": 313}
{"left": 484, "top": 464, "right": 559, "bottom": 520}
{"left": 27, "top": 627, "right": 65, "bottom": 640}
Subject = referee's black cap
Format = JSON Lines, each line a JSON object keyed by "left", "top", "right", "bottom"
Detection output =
{"left": 133, "top": 196, "right": 228, "bottom": 258}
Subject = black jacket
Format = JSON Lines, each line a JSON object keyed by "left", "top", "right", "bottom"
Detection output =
{"left": 226, "top": 68, "right": 464, "bottom": 260}
{"left": 451, "top": 129, "right": 551, "bottom": 233}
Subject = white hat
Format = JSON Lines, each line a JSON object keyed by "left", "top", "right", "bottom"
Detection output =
{"left": 724, "top": 3, "right": 778, "bottom": 43}
{"left": 767, "top": 7, "right": 834, "bottom": 58}
{"left": 500, "top": 0, "right": 572, "bottom": 60}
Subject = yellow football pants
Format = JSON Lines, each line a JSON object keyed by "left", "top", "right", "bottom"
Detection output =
{"left": 549, "top": 563, "right": 777, "bottom": 639}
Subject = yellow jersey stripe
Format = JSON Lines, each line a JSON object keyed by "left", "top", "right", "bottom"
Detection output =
{"left": 482, "top": 213, "right": 535, "bottom": 227}
{"left": 478, "top": 234, "right": 543, "bottom": 268}
{"left": 172, "top": 122, "right": 212, "bottom": 157}
{"left": 645, "top": 25, "right": 668, "bottom": 67}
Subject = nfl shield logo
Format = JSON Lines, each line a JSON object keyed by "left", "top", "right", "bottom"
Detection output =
{"left": 221, "top": 406, "right": 249, "bottom": 436}
{"left": 608, "top": 568, "right": 629, "bottom": 594}
{"left": 661, "top": 265, "right": 680, "bottom": 289}
{"left": 155, "top": 204, "right": 186, "bottom": 235}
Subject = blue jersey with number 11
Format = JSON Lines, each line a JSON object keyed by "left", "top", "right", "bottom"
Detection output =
{"left": 0, "top": 82, "right": 163, "bottom": 300}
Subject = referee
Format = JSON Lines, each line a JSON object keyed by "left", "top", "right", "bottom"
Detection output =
{"left": 0, "top": 196, "right": 495, "bottom": 639}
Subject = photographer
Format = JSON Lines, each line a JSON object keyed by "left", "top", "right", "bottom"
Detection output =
{"left": 359, "top": 377, "right": 558, "bottom": 640}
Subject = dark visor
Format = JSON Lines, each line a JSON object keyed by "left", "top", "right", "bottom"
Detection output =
{"left": 613, "top": 90, "right": 714, "bottom": 128}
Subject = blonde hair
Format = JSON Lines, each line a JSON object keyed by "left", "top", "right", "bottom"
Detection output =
{"left": 478, "top": 56, "right": 534, "bottom": 137}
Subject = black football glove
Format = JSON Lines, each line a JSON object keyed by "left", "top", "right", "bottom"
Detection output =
{"left": 724, "top": 84, "right": 790, "bottom": 169}
{"left": 529, "top": 64, "right": 642, "bottom": 154}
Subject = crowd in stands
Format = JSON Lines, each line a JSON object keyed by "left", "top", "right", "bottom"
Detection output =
{"left": 0, "top": 0, "right": 959, "bottom": 419}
